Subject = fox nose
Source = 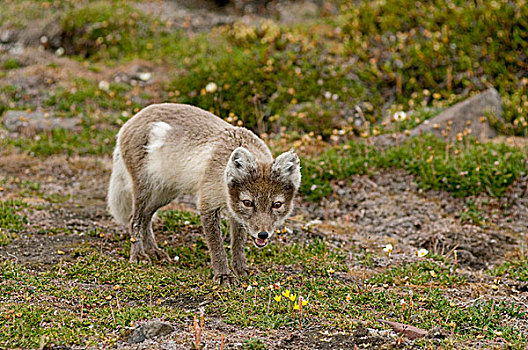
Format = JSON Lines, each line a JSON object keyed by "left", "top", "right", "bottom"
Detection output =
{"left": 257, "top": 231, "right": 269, "bottom": 239}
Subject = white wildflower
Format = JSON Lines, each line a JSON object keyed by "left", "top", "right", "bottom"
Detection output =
{"left": 393, "top": 111, "right": 407, "bottom": 122}
{"left": 416, "top": 248, "right": 429, "bottom": 257}
{"left": 98, "top": 80, "right": 110, "bottom": 91}
{"left": 205, "top": 82, "right": 218, "bottom": 93}
{"left": 383, "top": 243, "right": 393, "bottom": 254}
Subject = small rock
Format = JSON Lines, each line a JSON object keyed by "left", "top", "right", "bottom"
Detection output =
{"left": 0, "top": 30, "right": 15, "bottom": 43}
{"left": 410, "top": 88, "right": 501, "bottom": 140}
{"left": 2, "top": 110, "right": 80, "bottom": 135}
{"left": 128, "top": 320, "right": 174, "bottom": 344}
{"left": 374, "top": 88, "right": 503, "bottom": 147}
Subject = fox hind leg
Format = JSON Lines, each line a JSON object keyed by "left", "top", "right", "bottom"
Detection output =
{"left": 129, "top": 189, "right": 171, "bottom": 263}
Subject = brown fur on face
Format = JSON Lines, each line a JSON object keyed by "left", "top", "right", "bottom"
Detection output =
{"left": 226, "top": 162, "right": 296, "bottom": 241}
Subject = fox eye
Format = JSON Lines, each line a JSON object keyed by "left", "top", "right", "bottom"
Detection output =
{"left": 242, "top": 200, "right": 254, "bottom": 207}
{"left": 272, "top": 201, "right": 283, "bottom": 209}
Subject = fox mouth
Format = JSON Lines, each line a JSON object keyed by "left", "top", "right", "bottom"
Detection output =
{"left": 253, "top": 237, "right": 268, "bottom": 248}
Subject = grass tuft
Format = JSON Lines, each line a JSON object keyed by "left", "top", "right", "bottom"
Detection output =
{"left": 0, "top": 200, "right": 28, "bottom": 246}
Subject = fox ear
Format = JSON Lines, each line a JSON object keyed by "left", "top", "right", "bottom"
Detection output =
{"left": 225, "top": 147, "right": 258, "bottom": 185}
{"left": 272, "top": 150, "right": 301, "bottom": 189}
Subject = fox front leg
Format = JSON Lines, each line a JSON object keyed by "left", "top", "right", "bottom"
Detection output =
{"left": 230, "top": 217, "right": 248, "bottom": 277}
{"left": 201, "top": 208, "right": 237, "bottom": 285}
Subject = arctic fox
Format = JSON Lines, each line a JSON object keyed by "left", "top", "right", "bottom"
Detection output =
{"left": 108, "top": 103, "right": 301, "bottom": 284}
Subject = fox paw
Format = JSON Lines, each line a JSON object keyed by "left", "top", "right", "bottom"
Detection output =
{"left": 232, "top": 265, "right": 249, "bottom": 278}
{"left": 147, "top": 247, "right": 170, "bottom": 262}
{"left": 129, "top": 248, "right": 152, "bottom": 264}
{"left": 215, "top": 273, "right": 238, "bottom": 286}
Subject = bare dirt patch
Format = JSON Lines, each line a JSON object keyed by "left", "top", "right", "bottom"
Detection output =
{"left": 300, "top": 170, "right": 528, "bottom": 269}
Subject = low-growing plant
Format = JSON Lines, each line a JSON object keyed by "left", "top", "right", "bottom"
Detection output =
{"left": 61, "top": 1, "right": 153, "bottom": 59}
{"left": 491, "top": 257, "right": 528, "bottom": 282}
{"left": 243, "top": 338, "right": 267, "bottom": 350}
{"left": 301, "top": 135, "right": 528, "bottom": 202}
{"left": 367, "top": 259, "right": 465, "bottom": 287}
{"left": 2, "top": 58, "right": 20, "bottom": 70}
{"left": 0, "top": 199, "right": 28, "bottom": 245}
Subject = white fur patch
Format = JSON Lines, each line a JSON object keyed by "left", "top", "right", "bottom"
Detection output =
{"left": 145, "top": 141, "right": 213, "bottom": 195}
{"left": 145, "top": 121, "right": 173, "bottom": 153}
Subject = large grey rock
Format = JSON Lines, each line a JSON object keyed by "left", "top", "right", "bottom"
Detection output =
{"left": 375, "top": 88, "right": 503, "bottom": 147}
{"left": 128, "top": 320, "right": 175, "bottom": 344}
{"left": 2, "top": 110, "right": 80, "bottom": 135}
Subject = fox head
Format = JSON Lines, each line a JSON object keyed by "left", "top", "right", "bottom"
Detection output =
{"left": 224, "top": 147, "right": 301, "bottom": 248}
